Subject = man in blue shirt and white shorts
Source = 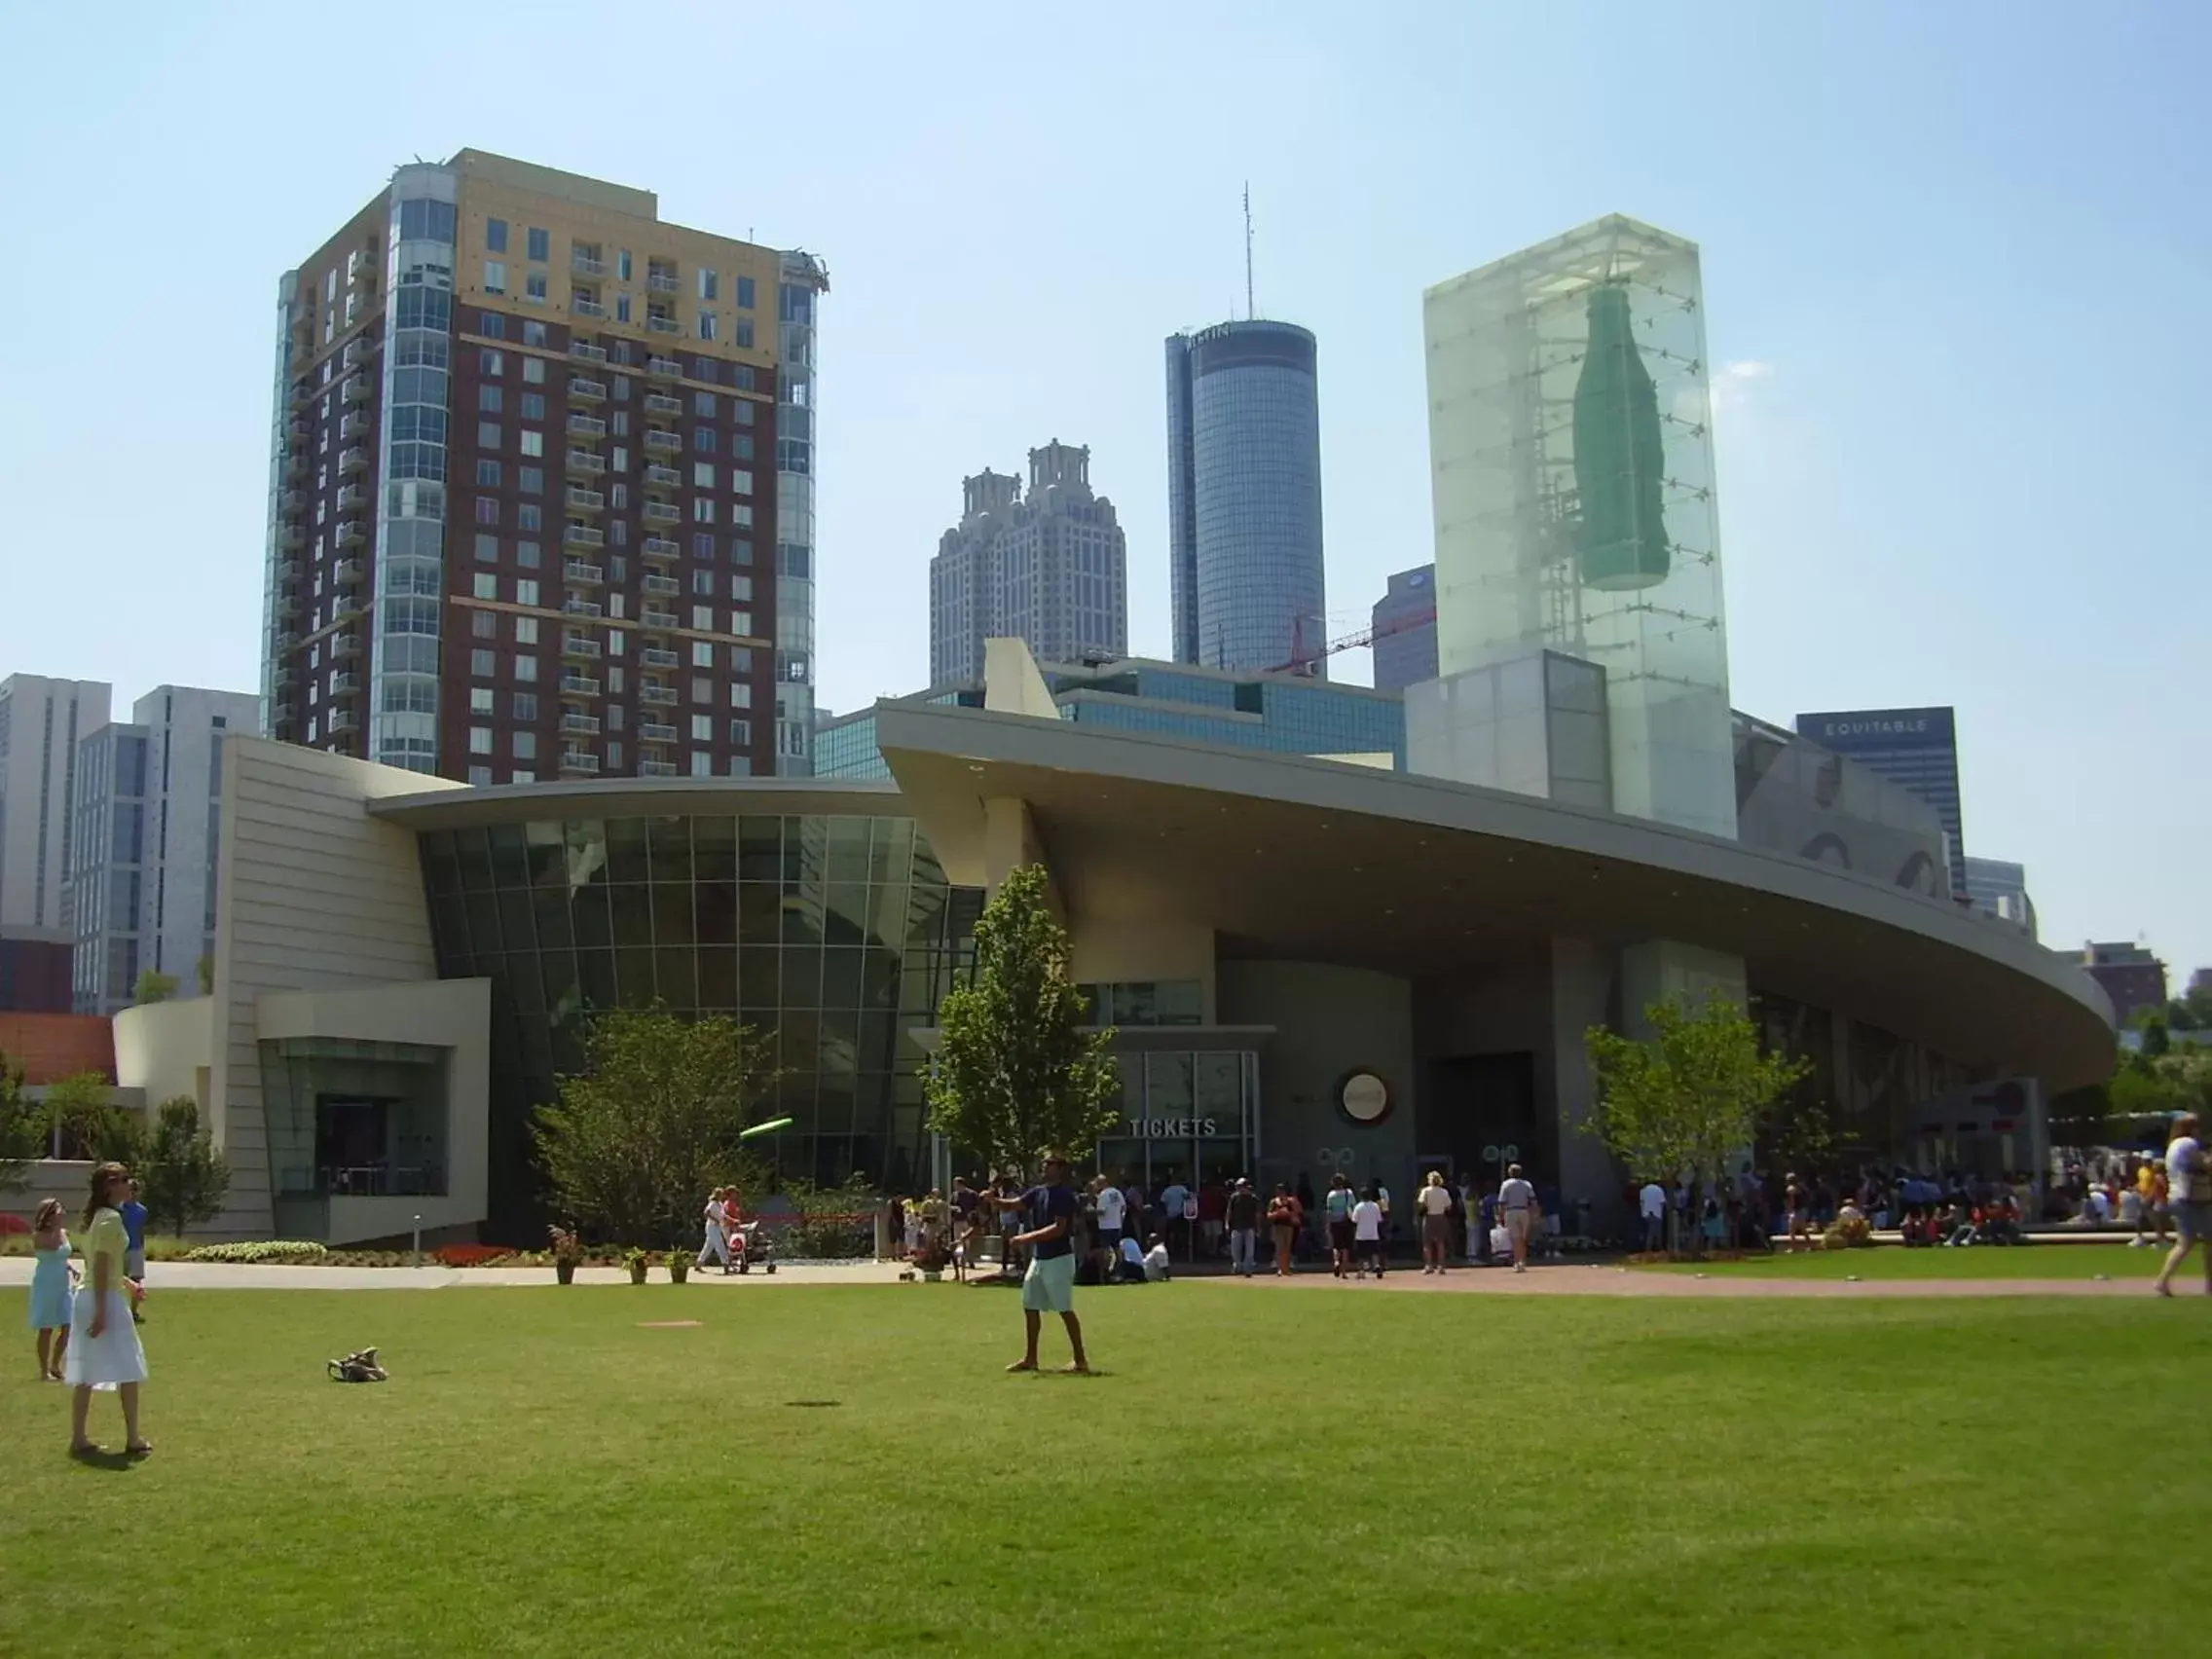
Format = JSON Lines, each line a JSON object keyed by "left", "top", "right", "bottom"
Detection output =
{"left": 978, "top": 1152, "right": 1090, "bottom": 1374}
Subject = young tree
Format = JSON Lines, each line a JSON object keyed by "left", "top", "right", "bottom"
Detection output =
{"left": 44, "top": 1071, "right": 141, "bottom": 1163}
{"left": 925, "top": 863, "right": 1121, "bottom": 1185}
{"left": 139, "top": 1097, "right": 231, "bottom": 1235}
{"left": 1585, "top": 992, "right": 1811, "bottom": 1252}
{"left": 134, "top": 968, "right": 179, "bottom": 1005}
{"left": 0, "top": 1048, "right": 42, "bottom": 1196}
{"left": 535, "top": 1005, "right": 779, "bottom": 1247}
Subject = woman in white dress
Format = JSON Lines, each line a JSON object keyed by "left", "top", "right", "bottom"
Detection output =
{"left": 67, "top": 1161, "right": 150, "bottom": 1458}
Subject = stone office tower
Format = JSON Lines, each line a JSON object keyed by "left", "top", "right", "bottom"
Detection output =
{"left": 928, "top": 442, "right": 1127, "bottom": 686}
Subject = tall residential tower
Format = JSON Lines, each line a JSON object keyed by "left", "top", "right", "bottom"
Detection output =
{"left": 264, "top": 150, "right": 823, "bottom": 784}
{"left": 1165, "top": 321, "right": 1325, "bottom": 675}
{"left": 68, "top": 685, "right": 260, "bottom": 1014}
{"left": 928, "top": 441, "right": 1127, "bottom": 685}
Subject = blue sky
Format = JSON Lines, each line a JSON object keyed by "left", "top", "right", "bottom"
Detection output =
{"left": 1, "top": 1, "right": 2204, "bottom": 980}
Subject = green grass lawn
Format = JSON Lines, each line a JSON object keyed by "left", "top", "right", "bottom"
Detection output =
{"left": 1635, "top": 1241, "right": 2178, "bottom": 1277}
{"left": 3, "top": 1281, "right": 2205, "bottom": 1656}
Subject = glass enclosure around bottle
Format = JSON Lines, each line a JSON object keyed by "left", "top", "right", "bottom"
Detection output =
{"left": 1423, "top": 214, "right": 1735, "bottom": 839}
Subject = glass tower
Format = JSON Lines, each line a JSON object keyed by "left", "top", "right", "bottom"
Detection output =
{"left": 1423, "top": 216, "right": 1734, "bottom": 838}
{"left": 774, "top": 251, "right": 830, "bottom": 774}
{"left": 1164, "top": 321, "right": 1326, "bottom": 676}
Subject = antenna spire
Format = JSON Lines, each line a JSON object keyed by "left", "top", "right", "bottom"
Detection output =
{"left": 1243, "top": 182, "right": 1255, "bottom": 320}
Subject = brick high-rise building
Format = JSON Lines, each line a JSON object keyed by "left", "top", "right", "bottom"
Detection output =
{"left": 264, "top": 150, "right": 827, "bottom": 784}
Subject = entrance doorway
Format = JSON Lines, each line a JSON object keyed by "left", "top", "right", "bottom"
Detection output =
{"left": 1422, "top": 1052, "right": 1539, "bottom": 1185}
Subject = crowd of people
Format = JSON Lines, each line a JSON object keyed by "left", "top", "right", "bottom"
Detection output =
{"left": 887, "top": 1162, "right": 1564, "bottom": 1282}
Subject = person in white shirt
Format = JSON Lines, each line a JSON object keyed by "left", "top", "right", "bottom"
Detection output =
{"left": 1351, "top": 1186, "right": 1386, "bottom": 1277}
{"left": 697, "top": 1188, "right": 734, "bottom": 1273}
{"left": 1497, "top": 1164, "right": 1537, "bottom": 1272}
{"left": 1093, "top": 1176, "right": 1127, "bottom": 1261}
{"left": 1117, "top": 1234, "right": 1148, "bottom": 1283}
{"left": 1417, "top": 1170, "right": 1455, "bottom": 1274}
{"left": 1639, "top": 1180, "right": 1667, "bottom": 1254}
{"left": 2155, "top": 1112, "right": 2210, "bottom": 1298}
{"left": 1142, "top": 1234, "right": 1172, "bottom": 1283}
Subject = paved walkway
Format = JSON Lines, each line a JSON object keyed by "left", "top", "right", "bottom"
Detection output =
{"left": 4, "top": 1256, "right": 2186, "bottom": 1297}
{"left": 0, "top": 1258, "right": 910, "bottom": 1292}
{"left": 1190, "top": 1265, "right": 2172, "bottom": 1298}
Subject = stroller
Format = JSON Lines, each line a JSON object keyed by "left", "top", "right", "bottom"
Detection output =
{"left": 730, "top": 1218, "right": 777, "bottom": 1274}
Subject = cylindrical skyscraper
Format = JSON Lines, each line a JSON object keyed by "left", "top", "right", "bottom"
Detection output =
{"left": 1164, "top": 320, "right": 1325, "bottom": 675}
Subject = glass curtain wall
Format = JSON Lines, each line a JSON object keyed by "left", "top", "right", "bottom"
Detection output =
{"left": 371, "top": 164, "right": 459, "bottom": 773}
{"left": 420, "top": 812, "right": 977, "bottom": 1236}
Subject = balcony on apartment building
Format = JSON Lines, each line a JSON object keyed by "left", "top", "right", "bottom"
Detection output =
{"left": 645, "top": 313, "right": 681, "bottom": 336}
{"left": 559, "top": 750, "right": 602, "bottom": 774}
{"left": 640, "top": 537, "right": 682, "bottom": 563}
{"left": 641, "top": 573, "right": 680, "bottom": 598}
{"left": 336, "top": 520, "right": 366, "bottom": 547}
{"left": 640, "top": 683, "right": 678, "bottom": 707}
{"left": 336, "top": 484, "right": 366, "bottom": 512}
{"left": 642, "top": 499, "right": 681, "bottom": 525}
{"left": 330, "top": 633, "right": 362, "bottom": 661}
{"left": 342, "top": 374, "right": 371, "bottom": 404}
{"left": 562, "top": 524, "right": 606, "bottom": 549}
{"left": 339, "top": 446, "right": 366, "bottom": 474}
{"left": 568, "top": 413, "right": 608, "bottom": 439}
{"left": 643, "top": 462, "right": 682, "bottom": 488}
{"left": 565, "top": 448, "right": 607, "bottom": 477}
{"left": 333, "top": 558, "right": 366, "bottom": 585}
{"left": 645, "top": 270, "right": 680, "bottom": 295}
{"left": 560, "top": 712, "right": 602, "bottom": 737}
{"left": 645, "top": 356, "right": 682, "bottom": 381}
{"left": 561, "top": 634, "right": 604, "bottom": 660}
{"left": 330, "top": 671, "right": 359, "bottom": 698}
{"left": 565, "top": 486, "right": 605, "bottom": 513}
{"left": 561, "top": 598, "right": 604, "bottom": 620}
{"left": 563, "top": 561, "right": 604, "bottom": 587}
{"left": 571, "top": 294, "right": 607, "bottom": 319}
{"left": 569, "top": 376, "right": 608, "bottom": 404}
{"left": 643, "top": 392, "right": 682, "bottom": 418}
{"left": 639, "top": 608, "right": 680, "bottom": 631}
{"left": 570, "top": 339, "right": 608, "bottom": 364}
{"left": 639, "top": 758, "right": 679, "bottom": 777}
{"left": 559, "top": 673, "right": 601, "bottom": 697}
{"left": 638, "top": 722, "right": 679, "bottom": 745}
{"left": 640, "top": 645, "right": 680, "bottom": 669}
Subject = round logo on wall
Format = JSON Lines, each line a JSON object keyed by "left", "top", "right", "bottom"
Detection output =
{"left": 1337, "top": 1071, "right": 1391, "bottom": 1126}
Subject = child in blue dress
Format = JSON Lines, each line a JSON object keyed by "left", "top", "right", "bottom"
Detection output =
{"left": 27, "top": 1198, "right": 76, "bottom": 1382}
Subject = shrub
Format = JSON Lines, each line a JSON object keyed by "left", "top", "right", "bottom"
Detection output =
{"left": 182, "top": 1240, "right": 329, "bottom": 1264}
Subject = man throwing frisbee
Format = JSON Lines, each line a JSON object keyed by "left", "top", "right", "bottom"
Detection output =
{"left": 977, "top": 1152, "right": 1090, "bottom": 1374}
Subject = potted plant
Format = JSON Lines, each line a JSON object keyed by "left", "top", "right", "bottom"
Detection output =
{"left": 548, "top": 1225, "right": 583, "bottom": 1286}
{"left": 668, "top": 1247, "right": 690, "bottom": 1285}
{"left": 623, "top": 1247, "right": 651, "bottom": 1285}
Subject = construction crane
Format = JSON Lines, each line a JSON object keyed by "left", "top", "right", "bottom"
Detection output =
{"left": 1271, "top": 606, "right": 1437, "bottom": 677}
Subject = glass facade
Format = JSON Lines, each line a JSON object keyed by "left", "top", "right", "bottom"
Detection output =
{"left": 1054, "top": 663, "right": 1403, "bottom": 766}
{"left": 1164, "top": 321, "right": 1326, "bottom": 675}
{"left": 1094, "top": 1050, "right": 1261, "bottom": 1190}
{"left": 66, "top": 724, "right": 149, "bottom": 1013}
{"left": 1424, "top": 216, "right": 1733, "bottom": 838}
{"left": 371, "top": 164, "right": 460, "bottom": 773}
{"left": 418, "top": 811, "right": 978, "bottom": 1235}
{"left": 773, "top": 252, "right": 829, "bottom": 773}
{"left": 814, "top": 688, "right": 986, "bottom": 782}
